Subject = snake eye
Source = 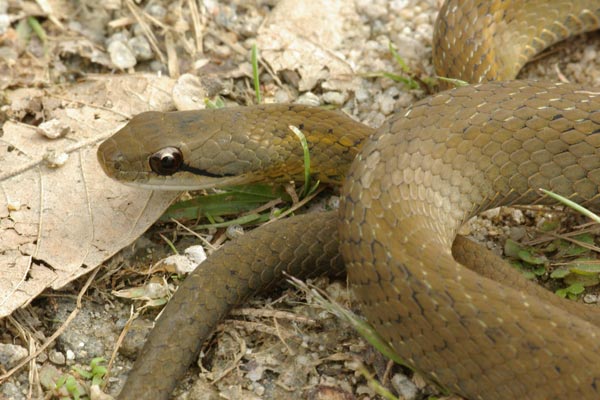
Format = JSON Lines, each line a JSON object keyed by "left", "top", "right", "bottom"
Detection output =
{"left": 149, "top": 147, "right": 183, "bottom": 176}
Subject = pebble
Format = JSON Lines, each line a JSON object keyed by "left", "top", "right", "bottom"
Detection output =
{"left": 0, "top": 14, "right": 10, "bottom": 35}
{"left": 510, "top": 208, "right": 525, "bottom": 224}
{"left": 37, "top": 119, "right": 70, "bottom": 139}
{"left": 43, "top": 149, "right": 69, "bottom": 168}
{"left": 583, "top": 294, "right": 599, "bottom": 304}
{"left": 0, "top": 343, "right": 27, "bottom": 369}
{"left": 149, "top": 60, "right": 167, "bottom": 74}
{"left": 310, "top": 385, "right": 354, "bottom": 399}
{"left": 251, "top": 382, "right": 265, "bottom": 396}
{"left": 172, "top": 73, "right": 208, "bottom": 111}
{"left": 356, "top": 383, "right": 377, "bottom": 397}
{"left": 49, "top": 350, "right": 66, "bottom": 365}
{"left": 184, "top": 245, "right": 207, "bottom": 264}
{"left": 281, "top": 70, "right": 301, "bottom": 89}
{"left": 128, "top": 36, "right": 153, "bottom": 61}
{"left": 391, "top": 373, "right": 418, "bottom": 400}
{"left": 108, "top": 40, "right": 137, "bottom": 69}
{"left": 185, "top": 378, "right": 220, "bottom": 400}
{"left": 156, "top": 250, "right": 205, "bottom": 274}
{"left": 354, "top": 86, "right": 370, "bottom": 103}
{"left": 295, "top": 92, "right": 321, "bottom": 106}
{"left": 36, "top": 351, "right": 48, "bottom": 363}
{"left": 274, "top": 88, "right": 292, "bottom": 103}
{"left": 102, "top": 0, "right": 122, "bottom": 11}
{"left": 144, "top": 4, "right": 167, "bottom": 20}
{"left": 226, "top": 224, "right": 244, "bottom": 239}
{"left": 509, "top": 226, "right": 527, "bottom": 241}
{"left": 390, "top": 0, "right": 410, "bottom": 12}
{"left": 0, "top": 381, "right": 24, "bottom": 400}
{"left": 378, "top": 86, "right": 401, "bottom": 114}
{"left": 322, "top": 91, "right": 347, "bottom": 105}
{"left": 327, "top": 196, "right": 340, "bottom": 209}
{"left": 355, "top": 0, "right": 388, "bottom": 19}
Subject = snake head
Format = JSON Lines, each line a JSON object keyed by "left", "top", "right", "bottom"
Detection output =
{"left": 97, "top": 110, "right": 257, "bottom": 190}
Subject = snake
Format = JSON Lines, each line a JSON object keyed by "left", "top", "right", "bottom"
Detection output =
{"left": 97, "top": 1, "right": 600, "bottom": 399}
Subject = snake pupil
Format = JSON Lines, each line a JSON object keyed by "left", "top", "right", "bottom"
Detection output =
{"left": 149, "top": 147, "right": 183, "bottom": 176}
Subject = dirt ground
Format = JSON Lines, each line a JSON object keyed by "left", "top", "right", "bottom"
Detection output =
{"left": 1, "top": 0, "right": 599, "bottom": 399}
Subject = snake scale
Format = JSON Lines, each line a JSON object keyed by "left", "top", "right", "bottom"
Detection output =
{"left": 97, "top": 1, "right": 600, "bottom": 399}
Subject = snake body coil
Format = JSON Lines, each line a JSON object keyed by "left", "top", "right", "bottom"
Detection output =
{"left": 98, "top": 1, "right": 600, "bottom": 399}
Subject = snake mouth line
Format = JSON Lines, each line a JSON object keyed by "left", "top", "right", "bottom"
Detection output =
{"left": 179, "top": 163, "right": 237, "bottom": 178}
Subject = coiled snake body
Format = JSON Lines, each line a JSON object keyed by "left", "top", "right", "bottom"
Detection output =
{"left": 98, "top": 1, "right": 600, "bottom": 399}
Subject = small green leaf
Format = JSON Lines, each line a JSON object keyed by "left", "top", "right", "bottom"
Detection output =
{"left": 90, "top": 357, "right": 106, "bottom": 367}
{"left": 569, "top": 261, "right": 600, "bottom": 276}
{"left": 204, "top": 97, "right": 225, "bottom": 109}
{"left": 532, "top": 265, "right": 546, "bottom": 276}
{"left": 564, "top": 273, "right": 600, "bottom": 287}
{"left": 72, "top": 366, "right": 92, "bottom": 379}
{"left": 55, "top": 375, "right": 67, "bottom": 388}
{"left": 504, "top": 239, "right": 523, "bottom": 258}
{"left": 517, "top": 249, "right": 546, "bottom": 265}
{"left": 539, "top": 219, "right": 560, "bottom": 232}
{"left": 550, "top": 267, "right": 570, "bottom": 279}
{"left": 574, "top": 233, "right": 595, "bottom": 244}
{"left": 569, "top": 283, "right": 586, "bottom": 294}
{"left": 540, "top": 240, "right": 558, "bottom": 253}
{"left": 562, "top": 244, "right": 589, "bottom": 257}
{"left": 510, "top": 261, "right": 536, "bottom": 280}
{"left": 64, "top": 375, "right": 80, "bottom": 398}
{"left": 555, "top": 288, "right": 567, "bottom": 298}
{"left": 556, "top": 283, "right": 585, "bottom": 299}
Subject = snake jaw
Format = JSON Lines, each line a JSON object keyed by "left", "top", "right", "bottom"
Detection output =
{"left": 115, "top": 173, "right": 254, "bottom": 191}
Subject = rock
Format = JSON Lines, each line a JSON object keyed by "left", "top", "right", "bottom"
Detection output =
{"left": 0, "top": 343, "right": 27, "bottom": 369}
{"left": 391, "top": 373, "right": 418, "bottom": 400}
{"left": 108, "top": 40, "right": 137, "bottom": 69}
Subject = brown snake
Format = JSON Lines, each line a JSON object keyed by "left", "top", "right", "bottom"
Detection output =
{"left": 98, "top": 1, "right": 600, "bottom": 399}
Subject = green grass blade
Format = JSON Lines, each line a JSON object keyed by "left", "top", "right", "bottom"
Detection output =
{"left": 288, "top": 125, "right": 312, "bottom": 198}
{"left": 27, "top": 17, "right": 47, "bottom": 43}
{"left": 161, "top": 184, "right": 290, "bottom": 221}
{"left": 540, "top": 188, "right": 600, "bottom": 223}
{"left": 251, "top": 44, "right": 262, "bottom": 104}
{"left": 436, "top": 76, "right": 469, "bottom": 87}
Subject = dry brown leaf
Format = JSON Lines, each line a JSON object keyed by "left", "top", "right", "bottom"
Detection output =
{"left": 256, "top": 0, "right": 361, "bottom": 92}
{"left": 0, "top": 74, "right": 180, "bottom": 317}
